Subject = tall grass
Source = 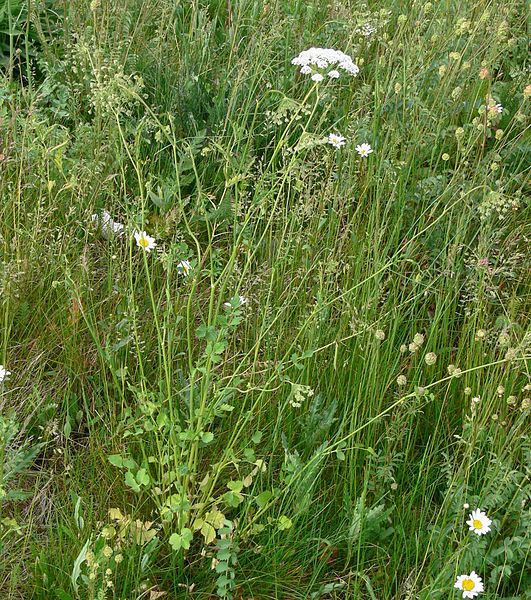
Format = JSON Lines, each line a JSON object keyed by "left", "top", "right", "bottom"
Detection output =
{"left": 0, "top": 0, "right": 529, "bottom": 598}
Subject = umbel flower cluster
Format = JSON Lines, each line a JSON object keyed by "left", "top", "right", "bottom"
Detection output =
{"left": 291, "top": 47, "right": 360, "bottom": 82}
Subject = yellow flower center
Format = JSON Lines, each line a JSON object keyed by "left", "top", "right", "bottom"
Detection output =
{"left": 473, "top": 519, "right": 483, "bottom": 529}
{"left": 138, "top": 237, "right": 150, "bottom": 248}
{"left": 462, "top": 579, "right": 475, "bottom": 591}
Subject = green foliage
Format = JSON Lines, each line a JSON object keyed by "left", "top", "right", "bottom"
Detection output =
{"left": 0, "top": 0, "right": 529, "bottom": 598}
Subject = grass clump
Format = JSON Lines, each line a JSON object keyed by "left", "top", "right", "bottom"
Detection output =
{"left": 0, "top": 0, "right": 529, "bottom": 598}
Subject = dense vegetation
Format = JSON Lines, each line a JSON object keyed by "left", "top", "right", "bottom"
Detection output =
{"left": 0, "top": 0, "right": 529, "bottom": 598}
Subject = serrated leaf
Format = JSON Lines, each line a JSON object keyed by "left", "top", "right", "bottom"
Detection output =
{"left": 227, "top": 480, "right": 243, "bottom": 493}
{"left": 169, "top": 528, "right": 193, "bottom": 552}
{"left": 201, "top": 431, "right": 214, "bottom": 444}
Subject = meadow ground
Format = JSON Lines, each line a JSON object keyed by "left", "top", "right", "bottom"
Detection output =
{"left": 0, "top": 0, "right": 529, "bottom": 598}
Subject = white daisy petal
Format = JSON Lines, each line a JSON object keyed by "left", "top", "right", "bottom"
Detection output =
{"left": 327, "top": 133, "right": 346, "bottom": 149}
{"left": 466, "top": 509, "right": 492, "bottom": 536}
{"left": 134, "top": 230, "right": 157, "bottom": 252}
{"left": 454, "top": 571, "right": 484, "bottom": 598}
{"left": 177, "top": 260, "right": 192, "bottom": 275}
{"left": 355, "top": 143, "right": 373, "bottom": 157}
{"left": 0, "top": 365, "right": 11, "bottom": 383}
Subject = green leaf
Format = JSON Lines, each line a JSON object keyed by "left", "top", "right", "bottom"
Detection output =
{"left": 136, "top": 468, "right": 150, "bottom": 487}
{"left": 201, "top": 522, "right": 216, "bottom": 544}
{"left": 227, "top": 480, "right": 244, "bottom": 493}
{"left": 71, "top": 537, "right": 91, "bottom": 593}
{"left": 169, "top": 527, "right": 193, "bottom": 552}
{"left": 277, "top": 515, "right": 292, "bottom": 531}
{"left": 123, "top": 457, "right": 137, "bottom": 469}
{"left": 251, "top": 431, "right": 263, "bottom": 444}
{"left": 201, "top": 431, "right": 214, "bottom": 444}
{"left": 255, "top": 491, "right": 273, "bottom": 509}
{"left": 196, "top": 324, "right": 217, "bottom": 340}
{"left": 223, "top": 490, "right": 244, "bottom": 508}
{"left": 125, "top": 470, "right": 140, "bottom": 492}
{"left": 108, "top": 454, "right": 123, "bottom": 468}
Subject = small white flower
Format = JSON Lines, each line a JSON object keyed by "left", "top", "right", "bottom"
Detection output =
{"left": 327, "top": 133, "right": 346, "bottom": 149}
{"left": 463, "top": 503, "right": 470, "bottom": 509}
{"left": 466, "top": 509, "right": 492, "bottom": 536}
{"left": 355, "top": 143, "right": 373, "bottom": 157}
{"left": 0, "top": 365, "right": 11, "bottom": 383}
{"left": 300, "top": 65, "right": 312, "bottom": 75}
{"left": 92, "top": 211, "right": 125, "bottom": 240}
{"left": 328, "top": 69, "right": 340, "bottom": 78}
{"left": 489, "top": 103, "right": 503, "bottom": 114}
{"left": 134, "top": 230, "right": 157, "bottom": 252}
{"left": 454, "top": 571, "right": 484, "bottom": 598}
{"left": 424, "top": 352, "right": 437, "bottom": 365}
{"left": 311, "top": 73, "right": 324, "bottom": 82}
{"left": 224, "top": 295, "right": 247, "bottom": 309}
{"left": 413, "top": 332, "right": 425, "bottom": 346}
{"left": 177, "top": 260, "right": 192, "bottom": 276}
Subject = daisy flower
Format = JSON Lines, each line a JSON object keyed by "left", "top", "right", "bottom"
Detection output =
{"left": 466, "top": 509, "right": 492, "bottom": 536}
{"left": 355, "top": 143, "right": 373, "bottom": 158}
{"left": 177, "top": 260, "right": 192, "bottom": 276}
{"left": 0, "top": 365, "right": 10, "bottom": 383}
{"left": 454, "top": 571, "right": 484, "bottom": 598}
{"left": 328, "top": 133, "right": 346, "bottom": 149}
{"left": 134, "top": 231, "right": 157, "bottom": 252}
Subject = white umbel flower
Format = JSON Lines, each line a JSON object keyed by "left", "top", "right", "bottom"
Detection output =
{"left": 311, "top": 73, "right": 324, "bottom": 82}
{"left": 454, "top": 571, "right": 484, "bottom": 598}
{"left": 355, "top": 143, "right": 373, "bottom": 157}
{"left": 328, "top": 133, "right": 346, "bottom": 149}
{"left": 466, "top": 509, "right": 492, "bottom": 536}
{"left": 0, "top": 365, "right": 10, "bottom": 383}
{"left": 134, "top": 231, "right": 157, "bottom": 252}
{"left": 92, "top": 211, "right": 125, "bottom": 240}
{"left": 292, "top": 47, "right": 360, "bottom": 80}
